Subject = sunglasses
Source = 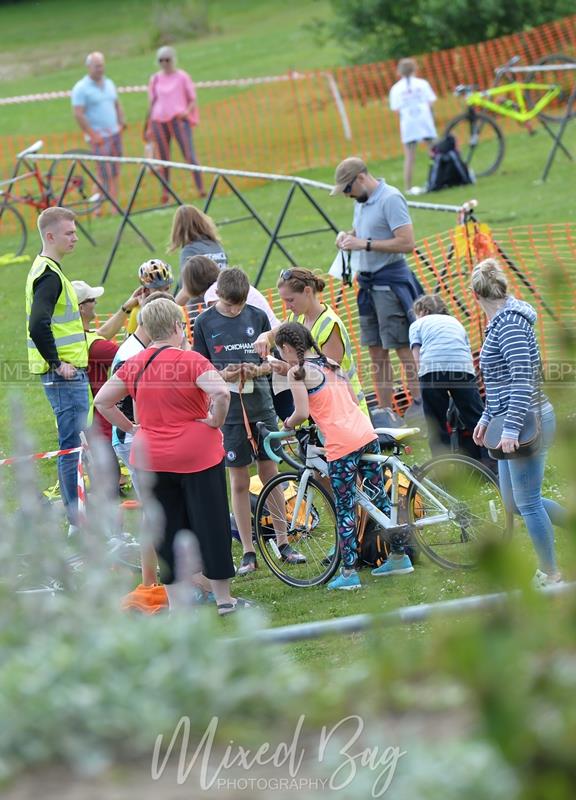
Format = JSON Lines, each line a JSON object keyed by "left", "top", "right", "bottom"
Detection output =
{"left": 279, "top": 269, "right": 294, "bottom": 281}
{"left": 159, "top": 58, "right": 172, "bottom": 63}
{"left": 80, "top": 298, "right": 96, "bottom": 304}
{"left": 342, "top": 179, "right": 356, "bottom": 195}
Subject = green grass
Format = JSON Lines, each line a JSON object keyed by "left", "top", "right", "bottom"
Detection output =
{"left": 0, "top": 2, "right": 574, "bottom": 664}
{"left": 1, "top": 134, "right": 574, "bottom": 662}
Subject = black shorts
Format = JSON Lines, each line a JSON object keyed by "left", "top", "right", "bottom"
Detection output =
{"left": 223, "top": 413, "right": 278, "bottom": 468}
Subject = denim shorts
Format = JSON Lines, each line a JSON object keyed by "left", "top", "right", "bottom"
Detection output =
{"left": 359, "top": 287, "right": 410, "bottom": 349}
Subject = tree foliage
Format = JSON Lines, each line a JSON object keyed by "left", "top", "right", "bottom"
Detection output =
{"left": 323, "top": 0, "right": 575, "bottom": 63}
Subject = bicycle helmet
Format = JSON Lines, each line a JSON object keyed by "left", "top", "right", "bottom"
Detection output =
{"left": 138, "top": 259, "right": 174, "bottom": 289}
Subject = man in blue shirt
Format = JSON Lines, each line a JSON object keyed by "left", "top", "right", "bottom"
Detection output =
{"left": 71, "top": 52, "right": 125, "bottom": 207}
{"left": 332, "top": 157, "right": 423, "bottom": 422}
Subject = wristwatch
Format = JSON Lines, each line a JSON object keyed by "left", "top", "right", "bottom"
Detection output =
{"left": 365, "top": 238, "right": 372, "bottom": 252}
{"left": 121, "top": 304, "right": 130, "bottom": 314}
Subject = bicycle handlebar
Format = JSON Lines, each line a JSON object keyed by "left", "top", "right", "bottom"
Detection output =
{"left": 256, "top": 422, "right": 304, "bottom": 471}
{"left": 494, "top": 55, "right": 521, "bottom": 79}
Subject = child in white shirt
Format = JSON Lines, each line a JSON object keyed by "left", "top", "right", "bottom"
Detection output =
{"left": 389, "top": 58, "right": 437, "bottom": 194}
{"left": 409, "top": 294, "right": 485, "bottom": 461}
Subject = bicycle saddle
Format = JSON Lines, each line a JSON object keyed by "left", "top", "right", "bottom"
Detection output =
{"left": 374, "top": 427, "right": 421, "bottom": 449}
{"left": 17, "top": 140, "right": 44, "bottom": 158}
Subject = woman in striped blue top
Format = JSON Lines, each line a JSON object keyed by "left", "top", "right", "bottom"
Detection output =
{"left": 470, "top": 259, "right": 566, "bottom": 588}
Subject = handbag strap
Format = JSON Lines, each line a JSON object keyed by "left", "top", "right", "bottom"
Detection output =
{"left": 133, "top": 345, "right": 171, "bottom": 397}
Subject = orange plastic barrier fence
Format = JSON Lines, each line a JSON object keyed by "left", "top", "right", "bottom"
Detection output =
{"left": 1, "top": 15, "right": 575, "bottom": 200}
{"left": 92, "top": 221, "right": 575, "bottom": 412}
{"left": 260, "top": 221, "right": 576, "bottom": 412}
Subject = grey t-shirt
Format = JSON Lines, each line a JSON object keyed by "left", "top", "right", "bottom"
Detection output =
{"left": 193, "top": 304, "right": 275, "bottom": 424}
{"left": 353, "top": 180, "right": 412, "bottom": 273}
{"left": 179, "top": 239, "right": 228, "bottom": 275}
{"left": 409, "top": 314, "right": 475, "bottom": 376}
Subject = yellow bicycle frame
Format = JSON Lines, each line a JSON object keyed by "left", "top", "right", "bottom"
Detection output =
{"left": 466, "top": 82, "right": 561, "bottom": 123}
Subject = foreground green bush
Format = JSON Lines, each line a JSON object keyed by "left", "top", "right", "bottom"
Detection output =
{"left": 1, "top": 403, "right": 575, "bottom": 798}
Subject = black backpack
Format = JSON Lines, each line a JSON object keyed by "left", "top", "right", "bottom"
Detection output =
{"left": 427, "top": 135, "right": 474, "bottom": 192}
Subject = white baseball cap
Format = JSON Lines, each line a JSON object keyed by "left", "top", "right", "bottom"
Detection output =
{"left": 72, "top": 280, "right": 105, "bottom": 303}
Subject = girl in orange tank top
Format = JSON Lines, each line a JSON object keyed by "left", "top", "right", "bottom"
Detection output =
{"left": 276, "top": 322, "right": 414, "bottom": 590}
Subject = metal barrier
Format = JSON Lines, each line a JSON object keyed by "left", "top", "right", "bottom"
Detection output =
{"left": 21, "top": 151, "right": 465, "bottom": 285}
{"left": 249, "top": 581, "right": 576, "bottom": 645}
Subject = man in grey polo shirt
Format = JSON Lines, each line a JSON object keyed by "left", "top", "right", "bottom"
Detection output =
{"left": 332, "top": 157, "right": 423, "bottom": 421}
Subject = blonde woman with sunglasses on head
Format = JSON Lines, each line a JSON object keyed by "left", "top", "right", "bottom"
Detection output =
{"left": 254, "top": 267, "right": 369, "bottom": 416}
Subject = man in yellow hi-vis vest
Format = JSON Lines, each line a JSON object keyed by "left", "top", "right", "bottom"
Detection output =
{"left": 25, "top": 207, "right": 89, "bottom": 529}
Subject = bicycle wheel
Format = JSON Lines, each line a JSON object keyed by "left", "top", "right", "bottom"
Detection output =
{"left": 526, "top": 54, "right": 576, "bottom": 123}
{"left": 107, "top": 532, "right": 142, "bottom": 573}
{"left": 46, "top": 149, "right": 103, "bottom": 216}
{"left": 445, "top": 112, "right": 505, "bottom": 177}
{"left": 253, "top": 471, "right": 340, "bottom": 587}
{"left": 407, "top": 454, "right": 512, "bottom": 570}
{"left": 0, "top": 202, "right": 27, "bottom": 256}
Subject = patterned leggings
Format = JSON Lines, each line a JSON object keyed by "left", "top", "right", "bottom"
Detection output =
{"left": 150, "top": 117, "right": 204, "bottom": 192}
{"left": 328, "top": 438, "right": 395, "bottom": 570}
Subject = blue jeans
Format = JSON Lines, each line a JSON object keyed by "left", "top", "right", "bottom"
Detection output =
{"left": 498, "top": 409, "right": 566, "bottom": 574}
{"left": 41, "top": 369, "right": 90, "bottom": 525}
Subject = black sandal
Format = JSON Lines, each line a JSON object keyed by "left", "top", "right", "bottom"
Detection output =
{"left": 217, "top": 597, "right": 253, "bottom": 617}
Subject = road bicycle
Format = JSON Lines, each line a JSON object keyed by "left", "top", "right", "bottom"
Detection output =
{"left": 444, "top": 54, "right": 576, "bottom": 177}
{"left": 11, "top": 527, "right": 143, "bottom": 596}
{"left": 0, "top": 140, "right": 102, "bottom": 256}
{"left": 253, "top": 423, "right": 511, "bottom": 588}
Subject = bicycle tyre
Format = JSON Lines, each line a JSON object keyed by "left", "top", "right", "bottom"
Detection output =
{"left": 253, "top": 471, "right": 340, "bottom": 588}
{"left": 107, "top": 533, "right": 142, "bottom": 573}
{"left": 407, "top": 454, "right": 512, "bottom": 570}
{"left": 444, "top": 112, "right": 505, "bottom": 177}
{"left": 527, "top": 54, "right": 576, "bottom": 123}
{"left": 0, "top": 202, "right": 27, "bottom": 256}
{"left": 46, "top": 149, "right": 103, "bottom": 216}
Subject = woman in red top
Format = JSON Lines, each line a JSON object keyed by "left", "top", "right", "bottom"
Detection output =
{"left": 95, "top": 298, "right": 244, "bottom": 615}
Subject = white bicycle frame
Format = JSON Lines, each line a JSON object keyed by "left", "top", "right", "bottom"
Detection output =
{"left": 287, "top": 446, "right": 456, "bottom": 536}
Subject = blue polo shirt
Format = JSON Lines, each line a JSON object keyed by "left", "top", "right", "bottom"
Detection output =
{"left": 71, "top": 76, "right": 120, "bottom": 136}
{"left": 352, "top": 180, "right": 412, "bottom": 272}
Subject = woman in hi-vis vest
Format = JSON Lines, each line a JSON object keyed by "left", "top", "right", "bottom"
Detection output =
{"left": 254, "top": 267, "right": 369, "bottom": 416}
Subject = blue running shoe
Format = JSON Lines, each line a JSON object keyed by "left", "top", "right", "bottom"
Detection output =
{"left": 371, "top": 554, "right": 414, "bottom": 577}
{"left": 327, "top": 569, "right": 361, "bottom": 590}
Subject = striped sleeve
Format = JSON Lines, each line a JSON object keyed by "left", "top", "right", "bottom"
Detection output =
{"left": 497, "top": 318, "right": 534, "bottom": 437}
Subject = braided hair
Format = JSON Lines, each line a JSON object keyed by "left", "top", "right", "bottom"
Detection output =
{"left": 275, "top": 321, "right": 335, "bottom": 381}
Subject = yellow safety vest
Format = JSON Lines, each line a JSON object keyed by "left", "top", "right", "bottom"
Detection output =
{"left": 25, "top": 255, "right": 88, "bottom": 374}
{"left": 289, "top": 305, "right": 369, "bottom": 416}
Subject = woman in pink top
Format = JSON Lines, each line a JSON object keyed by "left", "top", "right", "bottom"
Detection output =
{"left": 276, "top": 322, "right": 414, "bottom": 590}
{"left": 145, "top": 46, "right": 205, "bottom": 200}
